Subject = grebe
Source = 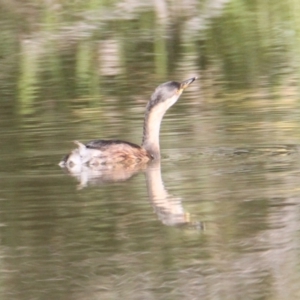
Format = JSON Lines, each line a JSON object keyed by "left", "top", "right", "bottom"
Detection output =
{"left": 59, "top": 77, "right": 197, "bottom": 168}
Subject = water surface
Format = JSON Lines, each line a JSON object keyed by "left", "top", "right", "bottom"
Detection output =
{"left": 1, "top": 0, "right": 300, "bottom": 299}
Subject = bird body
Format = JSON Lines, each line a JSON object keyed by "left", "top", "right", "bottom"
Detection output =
{"left": 59, "top": 77, "right": 196, "bottom": 169}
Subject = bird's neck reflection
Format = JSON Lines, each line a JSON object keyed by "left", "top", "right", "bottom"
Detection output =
{"left": 145, "top": 160, "right": 190, "bottom": 226}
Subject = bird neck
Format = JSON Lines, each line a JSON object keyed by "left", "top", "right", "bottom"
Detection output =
{"left": 141, "top": 106, "right": 166, "bottom": 160}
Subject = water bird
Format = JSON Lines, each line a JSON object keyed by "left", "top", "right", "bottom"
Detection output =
{"left": 59, "top": 77, "right": 197, "bottom": 168}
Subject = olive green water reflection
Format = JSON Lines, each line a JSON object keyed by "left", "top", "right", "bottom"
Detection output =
{"left": 1, "top": 0, "right": 300, "bottom": 299}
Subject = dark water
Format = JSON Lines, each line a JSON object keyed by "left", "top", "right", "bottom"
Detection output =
{"left": 1, "top": 0, "right": 300, "bottom": 299}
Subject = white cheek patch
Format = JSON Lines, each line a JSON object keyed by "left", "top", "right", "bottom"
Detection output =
{"left": 165, "top": 94, "right": 180, "bottom": 110}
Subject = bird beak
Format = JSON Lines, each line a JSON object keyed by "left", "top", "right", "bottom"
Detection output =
{"left": 180, "top": 77, "right": 197, "bottom": 89}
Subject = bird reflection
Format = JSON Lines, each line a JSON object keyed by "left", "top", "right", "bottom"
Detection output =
{"left": 61, "top": 160, "right": 203, "bottom": 228}
{"left": 60, "top": 161, "right": 147, "bottom": 187}
{"left": 145, "top": 160, "right": 191, "bottom": 226}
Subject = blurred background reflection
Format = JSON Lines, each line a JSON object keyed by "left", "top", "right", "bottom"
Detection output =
{"left": 1, "top": 0, "right": 300, "bottom": 299}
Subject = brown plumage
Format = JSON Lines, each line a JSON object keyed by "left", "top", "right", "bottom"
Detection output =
{"left": 59, "top": 77, "right": 197, "bottom": 169}
{"left": 85, "top": 140, "right": 151, "bottom": 165}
